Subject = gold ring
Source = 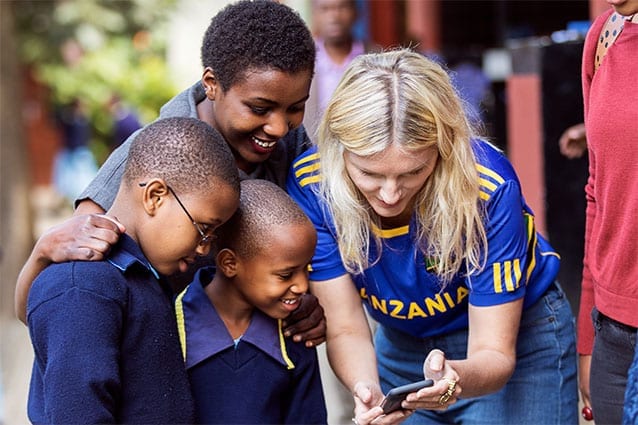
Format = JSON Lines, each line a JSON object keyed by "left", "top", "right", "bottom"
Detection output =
{"left": 438, "top": 391, "right": 452, "bottom": 405}
{"left": 438, "top": 379, "right": 457, "bottom": 405}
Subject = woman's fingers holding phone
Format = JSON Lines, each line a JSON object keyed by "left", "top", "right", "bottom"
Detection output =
{"left": 403, "top": 377, "right": 461, "bottom": 411}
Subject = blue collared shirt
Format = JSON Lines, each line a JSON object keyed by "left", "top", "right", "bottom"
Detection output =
{"left": 175, "top": 267, "right": 327, "bottom": 424}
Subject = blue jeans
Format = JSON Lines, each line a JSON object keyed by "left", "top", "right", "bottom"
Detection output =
{"left": 590, "top": 308, "right": 637, "bottom": 425}
{"left": 623, "top": 343, "right": 638, "bottom": 425}
{"left": 375, "top": 282, "right": 578, "bottom": 424}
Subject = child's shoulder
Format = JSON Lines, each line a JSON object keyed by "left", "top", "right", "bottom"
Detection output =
{"left": 31, "top": 260, "right": 131, "bottom": 304}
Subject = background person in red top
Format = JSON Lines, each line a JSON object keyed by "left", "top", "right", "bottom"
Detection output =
{"left": 577, "top": 1, "right": 638, "bottom": 423}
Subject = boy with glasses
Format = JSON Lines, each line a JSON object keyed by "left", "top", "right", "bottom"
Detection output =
{"left": 26, "top": 117, "right": 240, "bottom": 423}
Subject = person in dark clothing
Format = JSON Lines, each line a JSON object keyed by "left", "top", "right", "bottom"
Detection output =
{"left": 107, "top": 94, "right": 142, "bottom": 151}
{"left": 27, "top": 117, "right": 240, "bottom": 423}
{"left": 177, "top": 180, "right": 326, "bottom": 424}
{"left": 52, "top": 98, "right": 98, "bottom": 202}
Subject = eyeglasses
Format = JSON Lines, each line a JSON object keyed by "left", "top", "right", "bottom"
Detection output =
{"left": 139, "top": 182, "right": 215, "bottom": 246}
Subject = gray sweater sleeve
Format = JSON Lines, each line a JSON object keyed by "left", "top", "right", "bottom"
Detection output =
{"left": 75, "top": 84, "right": 200, "bottom": 211}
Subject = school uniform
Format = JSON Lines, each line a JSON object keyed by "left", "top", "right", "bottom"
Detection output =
{"left": 27, "top": 234, "right": 195, "bottom": 424}
{"left": 175, "top": 267, "right": 327, "bottom": 425}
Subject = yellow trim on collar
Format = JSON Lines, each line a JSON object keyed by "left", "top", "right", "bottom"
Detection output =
{"left": 371, "top": 223, "right": 409, "bottom": 238}
{"left": 278, "top": 319, "right": 295, "bottom": 370}
{"left": 175, "top": 288, "right": 187, "bottom": 361}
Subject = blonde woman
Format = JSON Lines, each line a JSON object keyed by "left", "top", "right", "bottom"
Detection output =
{"left": 287, "top": 49, "right": 577, "bottom": 424}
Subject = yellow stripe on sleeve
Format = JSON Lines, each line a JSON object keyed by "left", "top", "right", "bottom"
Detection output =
{"left": 493, "top": 263, "right": 503, "bottom": 293}
{"left": 479, "top": 177, "right": 497, "bottom": 192}
{"left": 293, "top": 152, "right": 319, "bottom": 169}
{"left": 504, "top": 261, "right": 514, "bottom": 291}
{"left": 299, "top": 174, "right": 321, "bottom": 187}
{"left": 513, "top": 258, "right": 522, "bottom": 288}
{"left": 476, "top": 164, "right": 505, "bottom": 184}
{"left": 295, "top": 162, "right": 321, "bottom": 179}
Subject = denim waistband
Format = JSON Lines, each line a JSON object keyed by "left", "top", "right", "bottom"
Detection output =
{"left": 596, "top": 309, "right": 638, "bottom": 334}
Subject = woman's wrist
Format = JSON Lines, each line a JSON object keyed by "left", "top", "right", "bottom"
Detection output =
{"left": 32, "top": 233, "right": 55, "bottom": 266}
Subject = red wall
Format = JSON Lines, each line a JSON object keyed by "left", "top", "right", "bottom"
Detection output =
{"left": 22, "top": 68, "right": 61, "bottom": 186}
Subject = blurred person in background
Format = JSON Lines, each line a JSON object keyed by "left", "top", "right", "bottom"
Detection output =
{"left": 51, "top": 98, "right": 98, "bottom": 204}
{"left": 448, "top": 59, "right": 491, "bottom": 129}
{"left": 304, "top": 2, "right": 380, "bottom": 421}
{"left": 303, "top": 0, "right": 378, "bottom": 141}
{"left": 558, "top": 123, "right": 587, "bottom": 159}
{"left": 107, "top": 93, "right": 142, "bottom": 152}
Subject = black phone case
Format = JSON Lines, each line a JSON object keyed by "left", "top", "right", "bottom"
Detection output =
{"left": 380, "top": 379, "right": 434, "bottom": 414}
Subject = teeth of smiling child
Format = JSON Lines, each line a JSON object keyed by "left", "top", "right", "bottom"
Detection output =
{"left": 252, "top": 137, "right": 276, "bottom": 148}
{"left": 282, "top": 299, "right": 297, "bottom": 305}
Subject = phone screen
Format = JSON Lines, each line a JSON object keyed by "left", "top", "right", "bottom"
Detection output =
{"left": 379, "top": 379, "right": 434, "bottom": 414}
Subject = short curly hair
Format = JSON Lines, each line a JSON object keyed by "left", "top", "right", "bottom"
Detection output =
{"left": 215, "top": 179, "right": 314, "bottom": 259}
{"left": 201, "top": 0, "right": 315, "bottom": 91}
{"left": 123, "top": 117, "right": 240, "bottom": 196}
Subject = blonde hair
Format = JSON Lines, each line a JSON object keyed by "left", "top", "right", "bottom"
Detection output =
{"left": 317, "top": 48, "right": 486, "bottom": 284}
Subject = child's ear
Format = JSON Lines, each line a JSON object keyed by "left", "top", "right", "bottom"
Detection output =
{"left": 141, "top": 179, "right": 169, "bottom": 216}
{"left": 216, "top": 249, "right": 238, "bottom": 278}
{"left": 201, "top": 67, "right": 218, "bottom": 101}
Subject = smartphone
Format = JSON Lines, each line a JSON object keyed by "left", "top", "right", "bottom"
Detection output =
{"left": 380, "top": 379, "right": 434, "bottom": 414}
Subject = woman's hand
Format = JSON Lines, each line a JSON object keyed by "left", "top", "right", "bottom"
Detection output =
{"left": 579, "top": 354, "right": 594, "bottom": 421}
{"left": 352, "top": 381, "right": 413, "bottom": 425}
{"left": 282, "top": 293, "right": 327, "bottom": 347}
{"left": 41, "top": 214, "right": 125, "bottom": 262}
{"left": 558, "top": 123, "right": 587, "bottom": 159}
{"left": 15, "top": 214, "right": 124, "bottom": 323}
{"left": 397, "top": 349, "right": 462, "bottom": 411}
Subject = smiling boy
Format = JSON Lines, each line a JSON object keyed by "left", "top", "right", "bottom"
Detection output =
{"left": 26, "top": 117, "right": 240, "bottom": 423}
{"left": 175, "top": 180, "right": 326, "bottom": 424}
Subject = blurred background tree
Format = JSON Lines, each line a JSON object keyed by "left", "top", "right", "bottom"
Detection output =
{"left": 1, "top": 4, "right": 188, "bottom": 421}
{"left": 13, "top": 0, "right": 179, "bottom": 163}
{"left": 1, "top": 0, "right": 181, "bottom": 323}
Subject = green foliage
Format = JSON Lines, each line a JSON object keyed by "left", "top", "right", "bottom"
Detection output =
{"left": 13, "top": 0, "right": 179, "bottom": 164}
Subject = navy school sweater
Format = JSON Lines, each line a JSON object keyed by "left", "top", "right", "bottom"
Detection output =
{"left": 27, "top": 234, "right": 195, "bottom": 424}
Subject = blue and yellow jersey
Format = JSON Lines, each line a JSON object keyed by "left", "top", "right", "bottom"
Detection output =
{"left": 286, "top": 140, "right": 560, "bottom": 338}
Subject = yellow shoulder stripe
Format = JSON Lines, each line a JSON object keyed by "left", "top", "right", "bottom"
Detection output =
{"left": 476, "top": 164, "right": 505, "bottom": 184}
{"left": 476, "top": 164, "right": 505, "bottom": 201}
{"left": 295, "top": 162, "right": 321, "bottom": 178}
{"left": 293, "top": 152, "right": 320, "bottom": 169}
